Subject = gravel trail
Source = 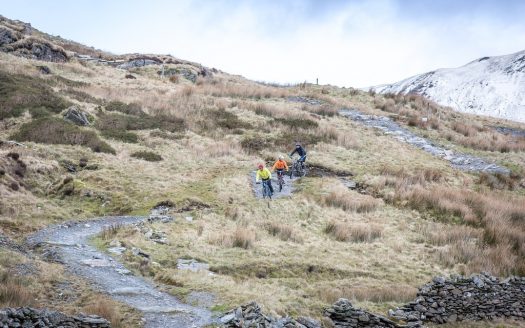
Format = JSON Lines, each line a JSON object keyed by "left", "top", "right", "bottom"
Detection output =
{"left": 27, "top": 216, "right": 214, "bottom": 328}
{"left": 340, "top": 109, "right": 509, "bottom": 174}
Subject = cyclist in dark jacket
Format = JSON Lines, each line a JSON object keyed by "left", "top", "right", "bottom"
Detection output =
{"left": 290, "top": 143, "right": 307, "bottom": 168}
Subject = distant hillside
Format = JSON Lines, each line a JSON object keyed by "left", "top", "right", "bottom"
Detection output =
{"left": 373, "top": 50, "right": 525, "bottom": 123}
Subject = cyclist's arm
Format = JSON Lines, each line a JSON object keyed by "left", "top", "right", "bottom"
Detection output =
{"left": 284, "top": 162, "right": 289, "bottom": 171}
{"left": 290, "top": 149, "right": 297, "bottom": 157}
{"left": 255, "top": 170, "right": 261, "bottom": 182}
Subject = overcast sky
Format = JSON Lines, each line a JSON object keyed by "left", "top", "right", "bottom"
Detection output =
{"left": 2, "top": 0, "right": 525, "bottom": 87}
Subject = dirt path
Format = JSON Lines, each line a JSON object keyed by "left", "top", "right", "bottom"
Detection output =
{"left": 340, "top": 109, "right": 509, "bottom": 174}
{"left": 27, "top": 216, "right": 214, "bottom": 328}
{"left": 250, "top": 171, "right": 294, "bottom": 199}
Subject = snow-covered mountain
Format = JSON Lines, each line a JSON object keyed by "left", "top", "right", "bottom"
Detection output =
{"left": 373, "top": 50, "right": 525, "bottom": 123}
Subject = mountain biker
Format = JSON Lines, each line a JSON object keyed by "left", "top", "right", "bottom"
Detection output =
{"left": 271, "top": 155, "right": 289, "bottom": 182}
{"left": 255, "top": 163, "right": 273, "bottom": 194}
{"left": 290, "top": 143, "right": 307, "bottom": 168}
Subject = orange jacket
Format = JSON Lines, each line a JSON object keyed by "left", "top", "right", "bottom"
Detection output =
{"left": 272, "top": 159, "right": 289, "bottom": 171}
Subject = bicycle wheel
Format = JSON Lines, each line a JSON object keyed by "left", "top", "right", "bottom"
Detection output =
{"left": 279, "top": 177, "right": 283, "bottom": 192}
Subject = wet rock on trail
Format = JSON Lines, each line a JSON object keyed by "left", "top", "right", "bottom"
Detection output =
{"left": 27, "top": 216, "right": 215, "bottom": 328}
{"left": 339, "top": 109, "right": 509, "bottom": 174}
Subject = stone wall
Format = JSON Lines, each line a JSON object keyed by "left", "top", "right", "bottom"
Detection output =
{"left": 324, "top": 299, "right": 409, "bottom": 328}
{"left": 390, "top": 273, "right": 525, "bottom": 325}
{"left": 220, "top": 302, "right": 321, "bottom": 328}
{"left": 0, "top": 307, "right": 110, "bottom": 328}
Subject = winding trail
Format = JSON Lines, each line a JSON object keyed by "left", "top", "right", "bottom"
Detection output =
{"left": 340, "top": 109, "right": 509, "bottom": 174}
{"left": 27, "top": 216, "right": 214, "bottom": 328}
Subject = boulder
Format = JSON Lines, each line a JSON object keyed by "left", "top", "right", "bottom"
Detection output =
{"left": 64, "top": 106, "right": 90, "bottom": 126}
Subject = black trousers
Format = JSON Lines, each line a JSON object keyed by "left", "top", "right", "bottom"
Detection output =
{"left": 262, "top": 178, "right": 274, "bottom": 193}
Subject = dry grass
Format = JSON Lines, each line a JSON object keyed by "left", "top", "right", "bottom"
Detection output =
{"left": 404, "top": 185, "right": 525, "bottom": 275}
{"left": 0, "top": 270, "right": 34, "bottom": 307}
{"left": 318, "top": 284, "right": 417, "bottom": 304}
{"left": 322, "top": 185, "right": 382, "bottom": 213}
{"left": 266, "top": 222, "right": 303, "bottom": 243}
{"left": 99, "top": 224, "right": 123, "bottom": 241}
{"left": 83, "top": 296, "right": 123, "bottom": 328}
{"left": 324, "top": 220, "right": 383, "bottom": 243}
{"left": 209, "top": 226, "right": 256, "bottom": 249}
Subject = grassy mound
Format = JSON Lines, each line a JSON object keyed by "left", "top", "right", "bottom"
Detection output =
{"left": 11, "top": 117, "right": 115, "bottom": 154}
{"left": 0, "top": 71, "right": 70, "bottom": 119}
{"left": 130, "top": 151, "right": 162, "bottom": 161}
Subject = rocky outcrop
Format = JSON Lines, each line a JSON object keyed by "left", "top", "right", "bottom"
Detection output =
{"left": 220, "top": 302, "right": 321, "bottom": 328}
{"left": 390, "top": 273, "right": 525, "bottom": 325}
{"left": 0, "top": 307, "right": 110, "bottom": 328}
{"left": 3, "top": 37, "right": 68, "bottom": 62}
{"left": 324, "top": 299, "right": 409, "bottom": 328}
{"left": 64, "top": 106, "right": 90, "bottom": 126}
{"left": 117, "top": 57, "right": 162, "bottom": 69}
{"left": 0, "top": 27, "right": 20, "bottom": 46}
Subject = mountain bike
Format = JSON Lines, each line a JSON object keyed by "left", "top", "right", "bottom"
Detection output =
{"left": 289, "top": 156, "right": 307, "bottom": 179}
{"left": 276, "top": 169, "right": 285, "bottom": 192}
{"left": 261, "top": 179, "right": 273, "bottom": 199}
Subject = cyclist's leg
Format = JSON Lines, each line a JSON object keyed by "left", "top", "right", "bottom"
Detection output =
{"left": 267, "top": 179, "right": 274, "bottom": 193}
{"left": 300, "top": 155, "right": 307, "bottom": 168}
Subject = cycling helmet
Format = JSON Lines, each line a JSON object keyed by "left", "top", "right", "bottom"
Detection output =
{"left": 258, "top": 164, "right": 264, "bottom": 170}
{"left": 278, "top": 155, "right": 284, "bottom": 160}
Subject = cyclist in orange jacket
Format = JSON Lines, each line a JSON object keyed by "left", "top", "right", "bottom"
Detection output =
{"left": 271, "top": 155, "right": 289, "bottom": 181}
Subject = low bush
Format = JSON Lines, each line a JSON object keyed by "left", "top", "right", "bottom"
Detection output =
{"left": 211, "top": 109, "right": 252, "bottom": 130}
{"left": 275, "top": 117, "right": 318, "bottom": 130}
{"left": 101, "top": 129, "right": 138, "bottom": 143}
{"left": 105, "top": 101, "right": 145, "bottom": 116}
{"left": 11, "top": 117, "right": 115, "bottom": 154}
{"left": 130, "top": 151, "right": 162, "bottom": 162}
{"left": 96, "top": 112, "right": 185, "bottom": 133}
{"left": 0, "top": 71, "right": 71, "bottom": 119}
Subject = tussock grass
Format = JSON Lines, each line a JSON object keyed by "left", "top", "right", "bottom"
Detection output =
{"left": 100, "top": 224, "right": 123, "bottom": 241}
{"left": 266, "top": 222, "right": 303, "bottom": 243}
{"left": 83, "top": 296, "right": 123, "bottom": 328}
{"left": 324, "top": 220, "right": 383, "bottom": 243}
{"left": 403, "top": 185, "right": 525, "bottom": 275}
{"left": 322, "top": 185, "right": 382, "bottom": 213}
{"left": 0, "top": 270, "right": 34, "bottom": 307}
{"left": 209, "top": 226, "right": 256, "bottom": 249}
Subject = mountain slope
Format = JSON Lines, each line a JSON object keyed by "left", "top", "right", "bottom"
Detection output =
{"left": 373, "top": 50, "right": 525, "bottom": 123}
